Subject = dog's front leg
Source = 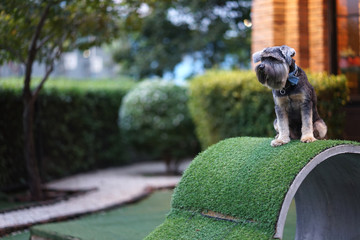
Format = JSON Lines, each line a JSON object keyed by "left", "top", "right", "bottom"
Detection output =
{"left": 300, "top": 102, "right": 316, "bottom": 143}
{"left": 271, "top": 105, "right": 290, "bottom": 147}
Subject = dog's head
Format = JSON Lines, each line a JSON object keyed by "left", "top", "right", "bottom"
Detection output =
{"left": 252, "top": 45, "right": 296, "bottom": 90}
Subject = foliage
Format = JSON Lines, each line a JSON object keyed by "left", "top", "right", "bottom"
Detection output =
{"left": 0, "top": 0, "right": 128, "bottom": 200}
{"left": 306, "top": 72, "right": 349, "bottom": 138}
{"left": 146, "top": 137, "right": 359, "bottom": 239}
{"left": 0, "top": 78, "right": 136, "bottom": 188}
{"left": 0, "top": 0, "right": 121, "bottom": 64}
{"left": 189, "top": 70, "right": 349, "bottom": 149}
{"left": 112, "top": 1, "right": 192, "bottom": 79}
{"left": 119, "top": 80, "right": 199, "bottom": 172}
{"left": 189, "top": 70, "right": 274, "bottom": 149}
{"left": 112, "top": 0, "right": 252, "bottom": 79}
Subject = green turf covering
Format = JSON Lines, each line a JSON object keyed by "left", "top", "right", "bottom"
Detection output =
{"left": 146, "top": 137, "right": 359, "bottom": 240}
{"left": 30, "top": 190, "right": 173, "bottom": 240}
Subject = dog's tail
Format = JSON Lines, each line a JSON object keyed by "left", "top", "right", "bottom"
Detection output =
{"left": 314, "top": 119, "right": 327, "bottom": 139}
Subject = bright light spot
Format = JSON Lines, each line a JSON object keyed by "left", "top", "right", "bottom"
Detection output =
{"left": 83, "top": 49, "right": 91, "bottom": 58}
{"left": 244, "top": 19, "right": 252, "bottom": 28}
{"left": 137, "top": 3, "right": 151, "bottom": 18}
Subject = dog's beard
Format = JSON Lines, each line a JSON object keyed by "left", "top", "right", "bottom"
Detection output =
{"left": 256, "top": 62, "right": 289, "bottom": 90}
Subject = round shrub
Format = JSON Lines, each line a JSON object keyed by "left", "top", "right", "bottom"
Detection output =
{"left": 119, "top": 80, "right": 199, "bottom": 173}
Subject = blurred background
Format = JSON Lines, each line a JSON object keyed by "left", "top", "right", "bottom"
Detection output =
{"left": 0, "top": 0, "right": 359, "bottom": 198}
{"left": 0, "top": 0, "right": 359, "bottom": 192}
{"left": 0, "top": 0, "right": 359, "bottom": 239}
{"left": 0, "top": 0, "right": 252, "bottom": 81}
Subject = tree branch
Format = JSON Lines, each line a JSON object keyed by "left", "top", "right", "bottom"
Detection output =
{"left": 32, "top": 63, "right": 54, "bottom": 100}
{"left": 36, "top": 32, "right": 55, "bottom": 50}
{"left": 24, "top": 3, "right": 51, "bottom": 98}
{"left": 29, "top": 4, "right": 51, "bottom": 54}
{"left": 32, "top": 32, "right": 68, "bottom": 100}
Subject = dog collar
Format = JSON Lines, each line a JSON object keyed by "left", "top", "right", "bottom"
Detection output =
{"left": 279, "top": 65, "right": 299, "bottom": 95}
{"left": 288, "top": 65, "right": 299, "bottom": 86}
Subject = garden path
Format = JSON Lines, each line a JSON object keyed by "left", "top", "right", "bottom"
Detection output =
{"left": 0, "top": 161, "right": 190, "bottom": 232}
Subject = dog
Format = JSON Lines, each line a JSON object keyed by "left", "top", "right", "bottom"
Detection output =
{"left": 252, "top": 45, "right": 327, "bottom": 147}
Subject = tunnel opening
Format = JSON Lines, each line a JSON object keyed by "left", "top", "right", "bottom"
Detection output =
{"left": 275, "top": 146, "right": 360, "bottom": 240}
{"left": 294, "top": 153, "right": 360, "bottom": 240}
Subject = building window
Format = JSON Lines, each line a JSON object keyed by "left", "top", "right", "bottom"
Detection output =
{"left": 337, "top": 0, "right": 360, "bottom": 99}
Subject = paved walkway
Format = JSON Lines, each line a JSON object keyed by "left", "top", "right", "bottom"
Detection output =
{"left": 0, "top": 161, "right": 190, "bottom": 232}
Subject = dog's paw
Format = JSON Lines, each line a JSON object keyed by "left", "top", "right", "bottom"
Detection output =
{"left": 271, "top": 138, "right": 290, "bottom": 147}
{"left": 301, "top": 135, "right": 317, "bottom": 143}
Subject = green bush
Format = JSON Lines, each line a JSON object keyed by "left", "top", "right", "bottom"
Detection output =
{"left": 189, "top": 70, "right": 349, "bottom": 149}
{"left": 306, "top": 72, "right": 349, "bottom": 138}
{"left": 0, "top": 78, "right": 136, "bottom": 188}
{"left": 119, "top": 80, "right": 199, "bottom": 173}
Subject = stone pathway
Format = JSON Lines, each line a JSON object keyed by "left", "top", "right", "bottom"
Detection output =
{"left": 0, "top": 161, "right": 190, "bottom": 232}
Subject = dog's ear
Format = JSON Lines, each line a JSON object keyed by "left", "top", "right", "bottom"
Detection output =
{"left": 280, "top": 45, "right": 296, "bottom": 65}
{"left": 252, "top": 50, "right": 263, "bottom": 63}
{"left": 280, "top": 45, "right": 296, "bottom": 57}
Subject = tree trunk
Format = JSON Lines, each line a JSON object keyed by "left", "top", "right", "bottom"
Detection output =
{"left": 20, "top": 3, "right": 52, "bottom": 201}
{"left": 23, "top": 83, "right": 43, "bottom": 201}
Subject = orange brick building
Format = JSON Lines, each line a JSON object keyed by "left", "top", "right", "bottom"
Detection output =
{"left": 251, "top": 0, "right": 360, "bottom": 97}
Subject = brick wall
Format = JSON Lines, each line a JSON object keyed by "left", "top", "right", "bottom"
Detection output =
{"left": 308, "top": 0, "right": 329, "bottom": 72}
{"left": 273, "top": 0, "right": 286, "bottom": 45}
{"left": 251, "top": 0, "right": 328, "bottom": 71}
{"left": 285, "top": 0, "right": 300, "bottom": 58}
{"left": 252, "top": 0, "right": 277, "bottom": 50}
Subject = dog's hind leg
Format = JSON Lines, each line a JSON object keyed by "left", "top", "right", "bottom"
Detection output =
{"left": 300, "top": 103, "right": 317, "bottom": 143}
{"left": 313, "top": 119, "right": 327, "bottom": 139}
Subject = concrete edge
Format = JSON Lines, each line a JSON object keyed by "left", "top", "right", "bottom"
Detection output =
{"left": 274, "top": 145, "right": 360, "bottom": 239}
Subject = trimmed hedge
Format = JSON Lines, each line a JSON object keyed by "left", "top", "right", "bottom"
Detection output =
{"left": 119, "top": 80, "right": 199, "bottom": 172}
{"left": 0, "top": 78, "right": 136, "bottom": 188}
{"left": 189, "top": 70, "right": 349, "bottom": 149}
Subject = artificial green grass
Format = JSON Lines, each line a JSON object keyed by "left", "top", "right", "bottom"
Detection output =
{"left": 30, "top": 190, "right": 173, "bottom": 240}
{"left": 146, "top": 137, "right": 359, "bottom": 240}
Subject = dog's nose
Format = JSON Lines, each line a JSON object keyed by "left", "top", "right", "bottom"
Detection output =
{"left": 258, "top": 63, "right": 265, "bottom": 71}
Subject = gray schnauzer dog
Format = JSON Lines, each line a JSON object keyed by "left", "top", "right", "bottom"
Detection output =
{"left": 253, "top": 45, "right": 327, "bottom": 147}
